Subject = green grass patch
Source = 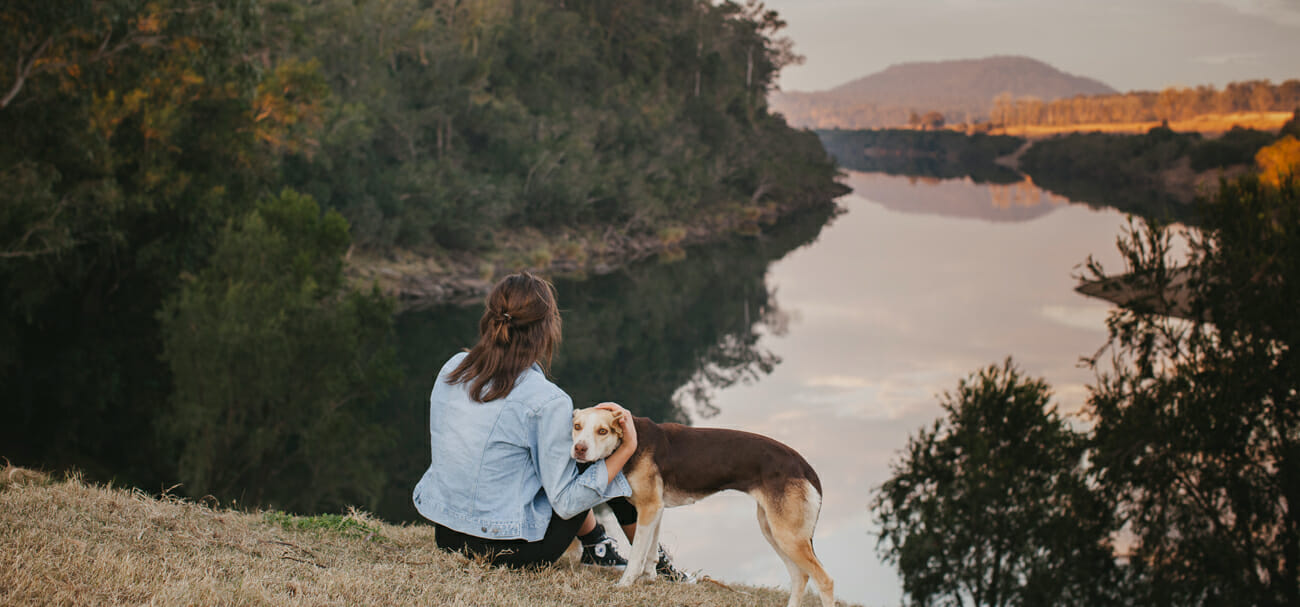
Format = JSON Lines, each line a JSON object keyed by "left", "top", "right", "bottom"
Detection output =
{"left": 263, "top": 511, "right": 385, "bottom": 541}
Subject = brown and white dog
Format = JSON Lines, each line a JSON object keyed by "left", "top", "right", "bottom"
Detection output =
{"left": 571, "top": 405, "right": 834, "bottom": 607}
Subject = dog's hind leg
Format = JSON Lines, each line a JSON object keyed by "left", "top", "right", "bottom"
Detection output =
{"left": 757, "top": 501, "right": 809, "bottom": 607}
{"left": 765, "top": 481, "right": 834, "bottom": 607}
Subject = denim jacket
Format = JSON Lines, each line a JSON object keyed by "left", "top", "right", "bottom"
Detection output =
{"left": 412, "top": 352, "right": 631, "bottom": 541}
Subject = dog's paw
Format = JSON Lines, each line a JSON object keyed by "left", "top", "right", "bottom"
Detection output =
{"left": 615, "top": 572, "right": 641, "bottom": 587}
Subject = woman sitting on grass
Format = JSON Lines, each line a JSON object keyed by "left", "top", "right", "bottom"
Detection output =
{"left": 412, "top": 272, "right": 685, "bottom": 578}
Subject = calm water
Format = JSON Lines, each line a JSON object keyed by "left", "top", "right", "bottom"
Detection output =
{"left": 638, "top": 172, "right": 1129, "bottom": 606}
{"left": 388, "top": 171, "right": 1133, "bottom": 606}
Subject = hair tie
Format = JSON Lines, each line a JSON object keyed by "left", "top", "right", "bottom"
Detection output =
{"left": 502, "top": 311, "right": 512, "bottom": 321}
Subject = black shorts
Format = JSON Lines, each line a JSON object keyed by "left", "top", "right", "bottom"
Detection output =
{"left": 434, "top": 497, "right": 637, "bottom": 568}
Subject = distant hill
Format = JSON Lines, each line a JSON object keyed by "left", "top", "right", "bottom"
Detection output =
{"left": 771, "top": 55, "right": 1117, "bottom": 129}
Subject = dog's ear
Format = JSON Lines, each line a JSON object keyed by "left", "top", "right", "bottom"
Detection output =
{"left": 610, "top": 411, "right": 625, "bottom": 438}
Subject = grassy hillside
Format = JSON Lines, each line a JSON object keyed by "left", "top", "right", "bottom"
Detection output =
{"left": 0, "top": 465, "right": 843, "bottom": 607}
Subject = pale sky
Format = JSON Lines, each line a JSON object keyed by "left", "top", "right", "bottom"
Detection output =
{"left": 762, "top": 0, "right": 1300, "bottom": 93}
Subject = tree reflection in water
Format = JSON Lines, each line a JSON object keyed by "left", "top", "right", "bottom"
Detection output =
{"left": 372, "top": 202, "right": 839, "bottom": 521}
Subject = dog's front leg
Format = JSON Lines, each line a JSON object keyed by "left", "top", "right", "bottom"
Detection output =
{"left": 642, "top": 507, "right": 663, "bottom": 579}
{"left": 617, "top": 502, "right": 663, "bottom": 586}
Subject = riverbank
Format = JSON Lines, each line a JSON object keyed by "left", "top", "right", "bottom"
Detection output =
{"left": 0, "top": 465, "right": 832, "bottom": 607}
{"left": 346, "top": 195, "right": 847, "bottom": 308}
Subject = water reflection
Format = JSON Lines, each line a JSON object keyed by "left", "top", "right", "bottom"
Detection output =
{"left": 651, "top": 171, "right": 1129, "bottom": 607}
{"left": 848, "top": 172, "right": 1071, "bottom": 222}
{"left": 552, "top": 205, "right": 836, "bottom": 421}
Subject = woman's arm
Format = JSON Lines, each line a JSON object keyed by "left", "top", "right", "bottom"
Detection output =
{"left": 593, "top": 402, "right": 638, "bottom": 485}
{"left": 534, "top": 395, "right": 632, "bottom": 519}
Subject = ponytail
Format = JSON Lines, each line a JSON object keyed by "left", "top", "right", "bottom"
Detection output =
{"left": 447, "top": 272, "right": 562, "bottom": 402}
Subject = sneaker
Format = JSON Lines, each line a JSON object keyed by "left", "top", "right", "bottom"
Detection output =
{"left": 655, "top": 545, "right": 693, "bottom": 582}
{"left": 580, "top": 536, "right": 628, "bottom": 570}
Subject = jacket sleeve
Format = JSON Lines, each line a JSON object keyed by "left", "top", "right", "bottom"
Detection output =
{"left": 533, "top": 393, "right": 631, "bottom": 520}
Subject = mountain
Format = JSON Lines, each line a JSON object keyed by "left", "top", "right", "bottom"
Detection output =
{"left": 771, "top": 55, "right": 1117, "bottom": 129}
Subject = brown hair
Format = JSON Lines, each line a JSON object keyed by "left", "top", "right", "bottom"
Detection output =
{"left": 447, "top": 272, "right": 563, "bottom": 402}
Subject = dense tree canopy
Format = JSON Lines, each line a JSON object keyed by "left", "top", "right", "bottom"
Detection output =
{"left": 270, "top": 0, "right": 839, "bottom": 251}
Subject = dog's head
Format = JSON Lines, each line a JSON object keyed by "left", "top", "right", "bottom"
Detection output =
{"left": 571, "top": 405, "right": 625, "bottom": 463}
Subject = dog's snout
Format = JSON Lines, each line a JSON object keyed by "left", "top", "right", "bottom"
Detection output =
{"left": 573, "top": 443, "right": 588, "bottom": 456}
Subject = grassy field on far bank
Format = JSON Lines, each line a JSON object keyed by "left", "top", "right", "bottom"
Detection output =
{"left": 0, "top": 465, "right": 845, "bottom": 607}
{"left": 989, "top": 111, "right": 1292, "bottom": 138}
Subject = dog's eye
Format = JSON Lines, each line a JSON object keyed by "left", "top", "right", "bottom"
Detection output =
{"left": 573, "top": 423, "right": 581, "bottom": 431}
{"left": 597, "top": 428, "right": 608, "bottom": 435}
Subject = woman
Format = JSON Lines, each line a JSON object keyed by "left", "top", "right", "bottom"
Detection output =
{"left": 411, "top": 271, "right": 639, "bottom": 568}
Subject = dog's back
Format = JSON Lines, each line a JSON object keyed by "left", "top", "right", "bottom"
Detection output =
{"left": 628, "top": 419, "right": 821, "bottom": 499}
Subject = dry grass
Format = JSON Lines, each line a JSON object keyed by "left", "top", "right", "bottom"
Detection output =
{"left": 0, "top": 465, "right": 839, "bottom": 606}
{"left": 991, "top": 111, "right": 1293, "bottom": 139}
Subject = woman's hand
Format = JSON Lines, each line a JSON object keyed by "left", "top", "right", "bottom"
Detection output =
{"left": 594, "top": 402, "right": 638, "bottom": 485}
{"left": 595, "top": 402, "right": 637, "bottom": 454}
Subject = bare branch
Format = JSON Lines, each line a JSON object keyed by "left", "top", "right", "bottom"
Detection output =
{"left": 1, "top": 36, "right": 54, "bottom": 109}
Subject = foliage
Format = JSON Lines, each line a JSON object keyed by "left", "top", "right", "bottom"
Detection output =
{"left": 1281, "top": 109, "right": 1300, "bottom": 139}
{"left": 159, "top": 190, "right": 398, "bottom": 514}
{"left": 1082, "top": 177, "right": 1300, "bottom": 606}
{"left": 272, "top": 0, "right": 842, "bottom": 252}
{"left": 0, "top": 0, "right": 272, "bottom": 483}
{"left": 1190, "top": 126, "right": 1277, "bottom": 172}
{"left": 1256, "top": 135, "right": 1300, "bottom": 188}
{"left": 1018, "top": 126, "right": 1213, "bottom": 221}
{"left": 873, "top": 359, "right": 1120, "bottom": 607}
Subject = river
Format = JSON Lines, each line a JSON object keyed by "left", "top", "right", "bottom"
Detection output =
{"left": 385, "top": 170, "right": 1136, "bottom": 606}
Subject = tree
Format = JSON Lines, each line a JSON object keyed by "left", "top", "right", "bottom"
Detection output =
{"left": 159, "top": 190, "right": 398, "bottom": 513}
{"left": 873, "top": 359, "right": 1120, "bottom": 607}
{"left": 1083, "top": 175, "right": 1300, "bottom": 606}
{"left": 1256, "top": 135, "right": 1300, "bottom": 188}
{"left": 0, "top": 0, "right": 274, "bottom": 483}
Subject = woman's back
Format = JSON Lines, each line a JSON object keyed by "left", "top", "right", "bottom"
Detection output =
{"left": 414, "top": 351, "right": 629, "bottom": 541}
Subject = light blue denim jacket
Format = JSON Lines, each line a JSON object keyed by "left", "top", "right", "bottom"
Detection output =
{"left": 412, "top": 352, "right": 631, "bottom": 541}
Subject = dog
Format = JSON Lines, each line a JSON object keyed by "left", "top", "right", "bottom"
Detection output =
{"left": 571, "top": 405, "right": 834, "bottom": 607}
